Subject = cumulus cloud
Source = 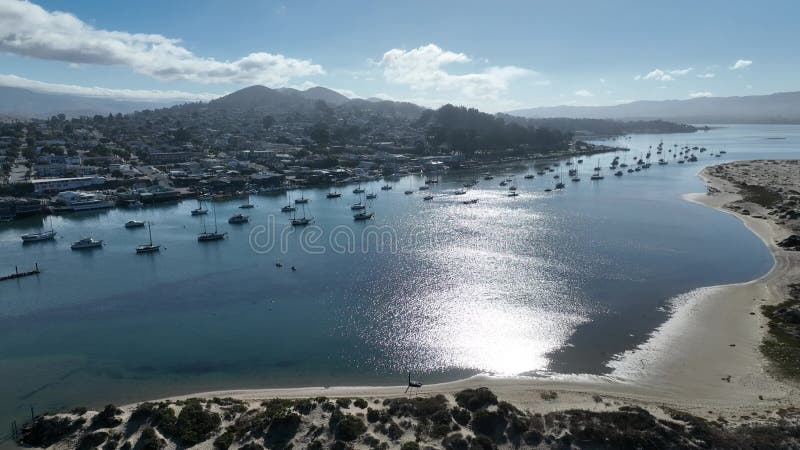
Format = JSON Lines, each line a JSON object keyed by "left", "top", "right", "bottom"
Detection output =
{"left": 0, "top": 0, "right": 323, "bottom": 85}
{"left": 574, "top": 89, "right": 594, "bottom": 97}
{"left": 730, "top": 59, "right": 752, "bottom": 70}
{"left": 378, "top": 44, "right": 533, "bottom": 103}
{"left": 689, "top": 91, "right": 713, "bottom": 98}
{"left": 636, "top": 67, "right": 692, "bottom": 81}
{"left": 697, "top": 73, "right": 715, "bottom": 79}
{"left": 0, "top": 74, "right": 219, "bottom": 102}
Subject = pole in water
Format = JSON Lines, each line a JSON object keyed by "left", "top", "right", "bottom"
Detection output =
{"left": 30, "top": 405, "right": 34, "bottom": 422}
{"left": 35, "top": 262, "right": 39, "bottom": 272}
{"left": 15, "top": 265, "right": 18, "bottom": 276}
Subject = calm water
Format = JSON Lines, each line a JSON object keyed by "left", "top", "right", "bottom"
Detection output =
{"left": 0, "top": 124, "right": 797, "bottom": 426}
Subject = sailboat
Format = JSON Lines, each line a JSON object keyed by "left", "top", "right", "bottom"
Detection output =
{"left": 21, "top": 217, "right": 57, "bottom": 242}
{"left": 351, "top": 193, "right": 366, "bottom": 210}
{"left": 239, "top": 195, "right": 255, "bottom": 209}
{"left": 281, "top": 191, "right": 296, "bottom": 212}
{"left": 294, "top": 189, "right": 309, "bottom": 204}
{"left": 353, "top": 183, "right": 365, "bottom": 194}
{"left": 291, "top": 203, "right": 313, "bottom": 225}
{"left": 590, "top": 160, "right": 604, "bottom": 180}
{"left": 326, "top": 189, "right": 342, "bottom": 198}
{"left": 198, "top": 202, "right": 226, "bottom": 241}
{"left": 353, "top": 198, "right": 374, "bottom": 220}
{"left": 191, "top": 199, "right": 208, "bottom": 216}
{"left": 136, "top": 222, "right": 160, "bottom": 253}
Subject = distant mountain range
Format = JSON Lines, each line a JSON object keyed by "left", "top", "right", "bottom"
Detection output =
{"left": 3, "top": 83, "right": 799, "bottom": 125}
{"left": 507, "top": 92, "right": 800, "bottom": 124}
{"left": 0, "top": 86, "right": 177, "bottom": 119}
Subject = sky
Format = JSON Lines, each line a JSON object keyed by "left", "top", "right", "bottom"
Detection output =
{"left": 0, "top": 0, "right": 798, "bottom": 112}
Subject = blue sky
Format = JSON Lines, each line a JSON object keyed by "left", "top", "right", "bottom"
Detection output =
{"left": 0, "top": 0, "right": 797, "bottom": 111}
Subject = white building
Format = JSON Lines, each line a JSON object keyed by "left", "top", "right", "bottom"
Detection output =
{"left": 31, "top": 176, "right": 106, "bottom": 193}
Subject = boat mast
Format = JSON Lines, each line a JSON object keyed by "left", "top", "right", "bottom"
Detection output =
{"left": 148, "top": 222, "right": 153, "bottom": 246}
{"left": 212, "top": 201, "right": 218, "bottom": 233}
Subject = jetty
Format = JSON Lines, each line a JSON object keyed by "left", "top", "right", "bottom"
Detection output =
{"left": 0, "top": 263, "right": 40, "bottom": 282}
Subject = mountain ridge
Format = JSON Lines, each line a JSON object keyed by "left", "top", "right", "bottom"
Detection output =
{"left": 507, "top": 91, "right": 800, "bottom": 124}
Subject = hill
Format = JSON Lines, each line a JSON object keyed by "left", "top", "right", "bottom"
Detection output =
{"left": 508, "top": 91, "right": 800, "bottom": 124}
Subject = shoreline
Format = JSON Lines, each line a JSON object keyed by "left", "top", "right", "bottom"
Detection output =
{"left": 131, "top": 163, "right": 799, "bottom": 422}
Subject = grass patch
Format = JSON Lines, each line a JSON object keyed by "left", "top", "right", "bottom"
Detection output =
{"left": 761, "top": 284, "right": 800, "bottom": 380}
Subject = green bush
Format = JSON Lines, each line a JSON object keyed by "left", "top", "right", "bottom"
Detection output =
{"left": 77, "top": 431, "right": 108, "bottom": 450}
{"left": 353, "top": 398, "right": 368, "bottom": 409}
{"left": 138, "top": 427, "right": 165, "bottom": 450}
{"left": 471, "top": 410, "right": 507, "bottom": 442}
{"left": 213, "top": 431, "right": 234, "bottom": 449}
{"left": 21, "top": 416, "right": 86, "bottom": 447}
{"left": 451, "top": 407, "right": 471, "bottom": 426}
{"left": 333, "top": 414, "right": 366, "bottom": 441}
{"left": 335, "top": 398, "right": 352, "bottom": 409}
{"left": 91, "top": 404, "right": 123, "bottom": 429}
{"left": 400, "top": 441, "right": 420, "bottom": 450}
{"left": 454, "top": 388, "right": 497, "bottom": 411}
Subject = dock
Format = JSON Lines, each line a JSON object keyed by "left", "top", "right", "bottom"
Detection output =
{"left": 0, "top": 263, "right": 41, "bottom": 282}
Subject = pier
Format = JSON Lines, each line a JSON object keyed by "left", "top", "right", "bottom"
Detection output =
{"left": 0, "top": 263, "right": 40, "bottom": 282}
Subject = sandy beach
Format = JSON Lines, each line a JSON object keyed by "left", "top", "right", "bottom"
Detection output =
{"left": 18, "top": 161, "right": 800, "bottom": 448}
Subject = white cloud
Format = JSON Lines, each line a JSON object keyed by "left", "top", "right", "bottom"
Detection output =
{"left": 0, "top": 0, "right": 323, "bottom": 85}
{"left": 669, "top": 68, "right": 693, "bottom": 76}
{"left": 642, "top": 69, "right": 673, "bottom": 82}
{"left": 689, "top": 91, "right": 713, "bottom": 98}
{"left": 696, "top": 73, "right": 715, "bottom": 79}
{"left": 574, "top": 89, "right": 594, "bottom": 97}
{"left": 637, "top": 67, "right": 692, "bottom": 82}
{"left": 378, "top": 44, "right": 533, "bottom": 108}
{"left": 0, "top": 74, "right": 220, "bottom": 102}
{"left": 730, "top": 59, "right": 752, "bottom": 70}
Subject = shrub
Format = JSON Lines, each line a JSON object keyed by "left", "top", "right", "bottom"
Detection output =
{"left": 441, "top": 432, "right": 469, "bottom": 450}
{"left": 321, "top": 402, "right": 337, "bottom": 413}
{"left": 131, "top": 403, "right": 156, "bottom": 422}
{"left": 470, "top": 434, "right": 496, "bottom": 450}
{"left": 21, "top": 416, "right": 86, "bottom": 447}
{"left": 294, "top": 399, "right": 315, "bottom": 415}
{"left": 471, "top": 410, "right": 507, "bottom": 442}
{"left": 334, "top": 414, "right": 367, "bottom": 441}
{"left": 454, "top": 388, "right": 497, "bottom": 411}
{"left": 353, "top": 398, "right": 369, "bottom": 409}
{"left": 138, "top": 427, "right": 165, "bottom": 450}
{"left": 172, "top": 399, "right": 222, "bottom": 446}
{"left": 400, "top": 441, "right": 420, "bottom": 450}
{"left": 265, "top": 411, "right": 301, "bottom": 448}
{"left": 451, "top": 407, "right": 471, "bottom": 426}
{"left": 213, "top": 431, "right": 234, "bottom": 449}
{"left": 336, "top": 398, "right": 352, "bottom": 409}
{"left": 91, "top": 404, "right": 123, "bottom": 429}
{"left": 77, "top": 431, "right": 108, "bottom": 450}
{"left": 539, "top": 391, "right": 558, "bottom": 401}
{"left": 366, "top": 408, "right": 380, "bottom": 423}
{"left": 71, "top": 407, "right": 88, "bottom": 416}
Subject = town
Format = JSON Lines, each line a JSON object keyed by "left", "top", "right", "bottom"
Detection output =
{"left": 0, "top": 86, "right": 647, "bottom": 221}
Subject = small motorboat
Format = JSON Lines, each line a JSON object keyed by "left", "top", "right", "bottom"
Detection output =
{"left": 71, "top": 237, "right": 103, "bottom": 250}
{"left": 228, "top": 214, "right": 249, "bottom": 224}
{"left": 353, "top": 212, "right": 374, "bottom": 220}
{"left": 125, "top": 220, "right": 145, "bottom": 228}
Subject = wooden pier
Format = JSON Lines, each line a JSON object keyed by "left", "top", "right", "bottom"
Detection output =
{"left": 0, "top": 263, "right": 40, "bottom": 281}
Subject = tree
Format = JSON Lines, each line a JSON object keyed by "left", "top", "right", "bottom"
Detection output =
{"left": 309, "top": 122, "right": 330, "bottom": 147}
{"left": 262, "top": 115, "right": 275, "bottom": 130}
